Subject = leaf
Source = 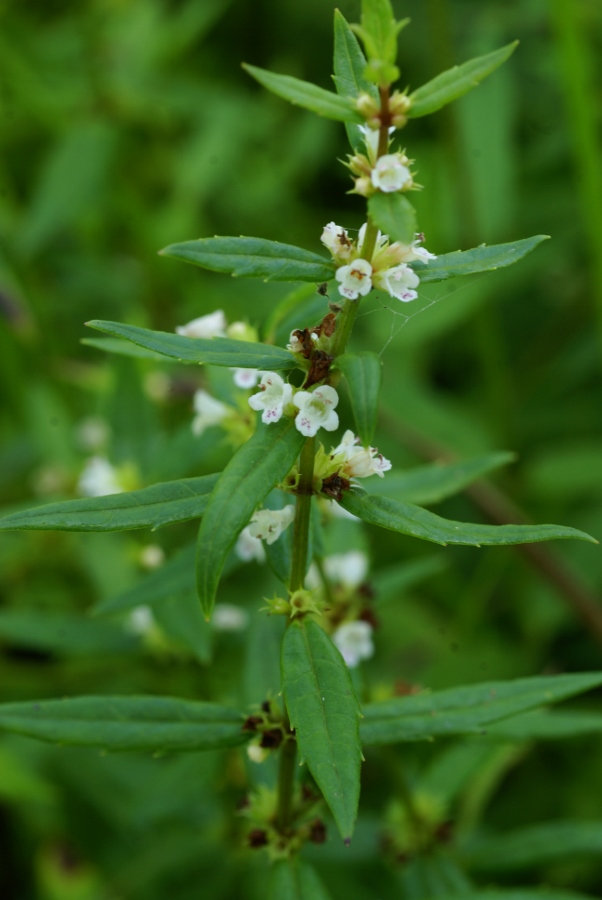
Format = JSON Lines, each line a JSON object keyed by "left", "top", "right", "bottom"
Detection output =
{"left": 94, "top": 544, "right": 197, "bottom": 615}
{"left": 0, "top": 611, "right": 138, "bottom": 657}
{"left": 282, "top": 618, "right": 362, "bottom": 840}
{"left": 263, "top": 283, "right": 319, "bottom": 345}
{"left": 368, "top": 193, "right": 417, "bottom": 245}
{"left": 0, "top": 696, "right": 249, "bottom": 752}
{"left": 339, "top": 488, "right": 596, "bottom": 547}
{"left": 82, "top": 337, "right": 169, "bottom": 361}
{"left": 408, "top": 42, "right": 519, "bottom": 118}
{"left": 352, "top": 0, "right": 407, "bottom": 66}
{"left": 270, "top": 859, "right": 333, "bottom": 900}
{"left": 367, "top": 452, "right": 515, "bottom": 506}
{"left": 485, "top": 710, "right": 602, "bottom": 742}
{"left": 197, "top": 417, "right": 305, "bottom": 618}
{"left": 360, "top": 672, "right": 602, "bottom": 746}
{"left": 152, "top": 591, "right": 213, "bottom": 665}
{"left": 462, "top": 821, "right": 602, "bottom": 873}
{"left": 333, "top": 10, "right": 378, "bottom": 151}
{"left": 0, "top": 475, "right": 219, "bottom": 533}
{"left": 336, "top": 352, "right": 382, "bottom": 446}
{"left": 412, "top": 236, "right": 549, "bottom": 283}
{"left": 242, "top": 64, "right": 363, "bottom": 124}
{"left": 86, "top": 321, "right": 296, "bottom": 370}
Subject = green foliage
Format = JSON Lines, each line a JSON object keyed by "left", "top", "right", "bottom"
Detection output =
{"left": 243, "top": 65, "right": 363, "bottom": 124}
{"left": 336, "top": 352, "right": 382, "bottom": 445}
{"left": 270, "top": 859, "right": 333, "bottom": 899}
{"left": 412, "top": 236, "right": 550, "bottom": 283}
{"left": 368, "top": 192, "right": 417, "bottom": 245}
{"left": 333, "top": 11, "right": 378, "bottom": 151}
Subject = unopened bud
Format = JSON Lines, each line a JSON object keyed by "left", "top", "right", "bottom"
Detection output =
{"left": 356, "top": 92, "right": 380, "bottom": 120}
{"left": 352, "top": 176, "right": 373, "bottom": 197}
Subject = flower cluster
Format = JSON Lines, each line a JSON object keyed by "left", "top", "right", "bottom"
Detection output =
{"left": 346, "top": 125, "right": 416, "bottom": 197}
{"left": 248, "top": 373, "right": 339, "bottom": 439}
{"left": 330, "top": 430, "right": 392, "bottom": 480}
{"left": 235, "top": 505, "right": 295, "bottom": 563}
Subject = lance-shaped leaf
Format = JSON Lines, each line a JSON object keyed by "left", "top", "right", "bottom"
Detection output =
{"left": 360, "top": 672, "right": 602, "bottom": 745}
{"left": 485, "top": 710, "right": 602, "bottom": 743}
{"left": 0, "top": 475, "right": 219, "bottom": 533}
{"left": 282, "top": 618, "right": 362, "bottom": 841}
{"left": 408, "top": 42, "right": 519, "bottom": 118}
{"left": 0, "top": 696, "right": 249, "bottom": 752}
{"left": 160, "top": 236, "right": 335, "bottom": 283}
{"left": 368, "top": 193, "right": 417, "bottom": 245}
{"left": 242, "top": 64, "right": 363, "bottom": 124}
{"left": 411, "top": 236, "right": 549, "bottom": 283}
{"left": 336, "top": 352, "right": 382, "bottom": 446}
{"left": 82, "top": 337, "right": 168, "bottom": 361}
{"left": 197, "top": 417, "right": 304, "bottom": 619}
{"left": 333, "top": 10, "right": 378, "bottom": 152}
{"left": 339, "top": 489, "right": 596, "bottom": 547}
{"left": 270, "top": 859, "right": 333, "bottom": 900}
{"left": 367, "top": 452, "right": 515, "bottom": 506}
{"left": 462, "top": 821, "right": 602, "bottom": 873}
{"left": 86, "top": 321, "right": 296, "bottom": 370}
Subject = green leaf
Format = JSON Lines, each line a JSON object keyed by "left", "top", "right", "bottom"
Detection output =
{"left": 0, "top": 696, "right": 249, "bottom": 752}
{"left": 152, "top": 591, "right": 213, "bottom": 665}
{"left": 408, "top": 42, "right": 519, "bottom": 118}
{"left": 82, "top": 337, "right": 169, "bottom": 361}
{"left": 242, "top": 64, "right": 363, "bottom": 124}
{"left": 197, "top": 417, "right": 304, "bottom": 619}
{"left": 412, "top": 236, "right": 549, "bottom": 283}
{"left": 263, "top": 283, "right": 319, "bottom": 345}
{"left": 0, "top": 475, "right": 219, "bottom": 533}
{"left": 485, "top": 710, "right": 602, "bottom": 742}
{"left": 463, "top": 820, "right": 602, "bottom": 872}
{"left": 0, "top": 611, "right": 137, "bottom": 657}
{"left": 336, "top": 352, "right": 382, "bottom": 446}
{"left": 367, "top": 452, "right": 515, "bottom": 506}
{"left": 282, "top": 618, "right": 362, "bottom": 840}
{"left": 368, "top": 193, "right": 417, "bottom": 245}
{"left": 93, "top": 544, "right": 197, "bottom": 615}
{"left": 339, "top": 488, "right": 596, "bottom": 547}
{"left": 333, "top": 10, "right": 378, "bottom": 151}
{"left": 352, "top": 0, "right": 407, "bottom": 67}
{"left": 86, "top": 321, "right": 296, "bottom": 370}
{"left": 270, "top": 859, "right": 333, "bottom": 900}
{"left": 360, "top": 672, "right": 602, "bottom": 745}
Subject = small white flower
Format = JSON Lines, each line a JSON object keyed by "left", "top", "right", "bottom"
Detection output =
{"left": 371, "top": 154, "right": 412, "bottom": 193}
{"left": 78, "top": 457, "right": 123, "bottom": 497}
{"left": 126, "top": 605, "right": 156, "bottom": 636}
{"left": 287, "top": 331, "right": 305, "bottom": 354}
{"left": 357, "top": 124, "right": 381, "bottom": 163}
{"left": 333, "top": 620, "right": 374, "bottom": 668}
{"left": 293, "top": 386, "right": 339, "bottom": 437}
{"left": 248, "top": 505, "right": 295, "bottom": 545}
{"left": 324, "top": 551, "right": 369, "bottom": 589}
{"left": 376, "top": 263, "right": 420, "bottom": 302}
{"left": 248, "top": 372, "right": 293, "bottom": 424}
{"left": 232, "top": 367, "right": 261, "bottom": 390}
{"left": 191, "top": 390, "right": 230, "bottom": 436}
{"left": 140, "top": 545, "right": 165, "bottom": 569}
{"left": 321, "top": 222, "right": 354, "bottom": 261}
{"left": 247, "top": 744, "right": 269, "bottom": 764}
{"left": 335, "top": 259, "right": 373, "bottom": 300}
{"left": 235, "top": 527, "right": 266, "bottom": 563}
{"left": 357, "top": 222, "right": 388, "bottom": 255}
{"left": 409, "top": 235, "right": 437, "bottom": 264}
{"left": 213, "top": 603, "right": 250, "bottom": 632}
{"left": 176, "top": 309, "right": 227, "bottom": 339}
{"left": 331, "top": 430, "right": 392, "bottom": 479}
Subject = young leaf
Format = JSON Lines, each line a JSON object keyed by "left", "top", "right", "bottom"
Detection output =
{"left": 339, "top": 489, "right": 596, "bottom": 547}
{"left": 160, "top": 236, "right": 335, "bottom": 283}
{"left": 282, "top": 618, "right": 362, "bottom": 841}
{"left": 197, "top": 417, "right": 305, "bottom": 619}
{"left": 0, "top": 475, "right": 219, "bottom": 533}
{"left": 336, "top": 352, "right": 382, "bottom": 446}
{"left": 412, "top": 236, "right": 549, "bottom": 283}
{"left": 270, "top": 859, "right": 333, "bottom": 900}
{"left": 351, "top": 0, "right": 407, "bottom": 67}
{"left": 368, "top": 193, "right": 417, "bottom": 245}
{"left": 408, "top": 42, "right": 519, "bottom": 118}
{"left": 333, "top": 10, "right": 378, "bottom": 151}
{"left": 0, "top": 696, "right": 249, "bottom": 752}
{"left": 242, "top": 64, "right": 363, "bottom": 124}
{"left": 86, "top": 321, "right": 296, "bottom": 370}
{"left": 360, "top": 672, "right": 602, "bottom": 745}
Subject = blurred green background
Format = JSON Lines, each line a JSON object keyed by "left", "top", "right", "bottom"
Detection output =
{"left": 1, "top": 0, "right": 602, "bottom": 897}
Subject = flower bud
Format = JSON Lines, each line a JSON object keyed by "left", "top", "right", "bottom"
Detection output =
{"left": 356, "top": 92, "right": 380, "bottom": 120}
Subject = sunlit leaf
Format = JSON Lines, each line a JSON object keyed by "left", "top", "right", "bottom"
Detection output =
{"left": 243, "top": 64, "right": 363, "bottom": 123}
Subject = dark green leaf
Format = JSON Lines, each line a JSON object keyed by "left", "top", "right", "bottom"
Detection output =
{"left": 408, "top": 43, "right": 519, "bottom": 117}
{"left": 333, "top": 10, "right": 378, "bottom": 151}
{"left": 339, "top": 489, "right": 596, "bottom": 547}
{"left": 412, "top": 236, "right": 549, "bottom": 283}
{"left": 463, "top": 820, "right": 602, "bottom": 872}
{"left": 282, "top": 618, "right": 362, "bottom": 840}
{"left": 197, "top": 417, "right": 304, "bottom": 618}
{"left": 360, "top": 672, "right": 602, "bottom": 745}
{"left": 270, "top": 859, "right": 333, "bottom": 900}
{"left": 368, "top": 193, "right": 417, "bottom": 245}
{"left": 0, "top": 696, "right": 248, "bottom": 752}
{"left": 337, "top": 352, "right": 382, "bottom": 446}
{"left": 86, "top": 321, "right": 296, "bottom": 370}
{"left": 242, "top": 64, "right": 363, "bottom": 123}
{"left": 0, "top": 475, "right": 219, "bottom": 533}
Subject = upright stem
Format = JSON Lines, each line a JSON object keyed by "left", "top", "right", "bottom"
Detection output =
{"left": 289, "top": 436, "right": 316, "bottom": 592}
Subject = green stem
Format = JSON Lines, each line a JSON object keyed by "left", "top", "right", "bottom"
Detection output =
{"left": 276, "top": 733, "right": 297, "bottom": 831}
{"left": 289, "top": 436, "right": 316, "bottom": 592}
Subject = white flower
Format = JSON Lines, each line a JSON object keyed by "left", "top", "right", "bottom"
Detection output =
{"left": 331, "top": 430, "right": 392, "bottom": 479}
{"left": 321, "top": 222, "right": 354, "bottom": 261}
{"left": 358, "top": 124, "right": 381, "bottom": 163}
{"left": 335, "top": 259, "right": 373, "bottom": 300}
{"left": 213, "top": 603, "right": 250, "bottom": 632}
{"left": 176, "top": 310, "right": 227, "bottom": 339}
{"left": 333, "top": 621, "right": 374, "bottom": 668}
{"left": 248, "top": 505, "right": 295, "bottom": 545}
{"left": 324, "top": 551, "right": 369, "bottom": 589}
{"left": 293, "top": 386, "right": 339, "bottom": 437}
{"left": 232, "top": 367, "right": 261, "bottom": 390}
{"left": 409, "top": 235, "right": 437, "bottom": 264}
{"left": 191, "top": 390, "right": 230, "bottom": 436}
{"left": 235, "top": 527, "right": 266, "bottom": 563}
{"left": 357, "top": 222, "right": 388, "bottom": 255}
{"left": 78, "top": 457, "right": 123, "bottom": 497}
{"left": 248, "top": 372, "right": 293, "bottom": 424}
{"left": 126, "top": 605, "right": 156, "bottom": 636}
{"left": 287, "top": 331, "right": 305, "bottom": 354}
{"left": 371, "top": 154, "right": 412, "bottom": 193}
{"left": 247, "top": 744, "right": 269, "bottom": 764}
{"left": 376, "top": 263, "right": 420, "bottom": 302}
{"left": 140, "top": 545, "right": 165, "bottom": 569}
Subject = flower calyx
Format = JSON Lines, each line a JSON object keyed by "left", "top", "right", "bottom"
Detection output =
{"left": 263, "top": 588, "right": 324, "bottom": 620}
{"left": 243, "top": 698, "right": 291, "bottom": 755}
{"left": 241, "top": 783, "right": 326, "bottom": 860}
